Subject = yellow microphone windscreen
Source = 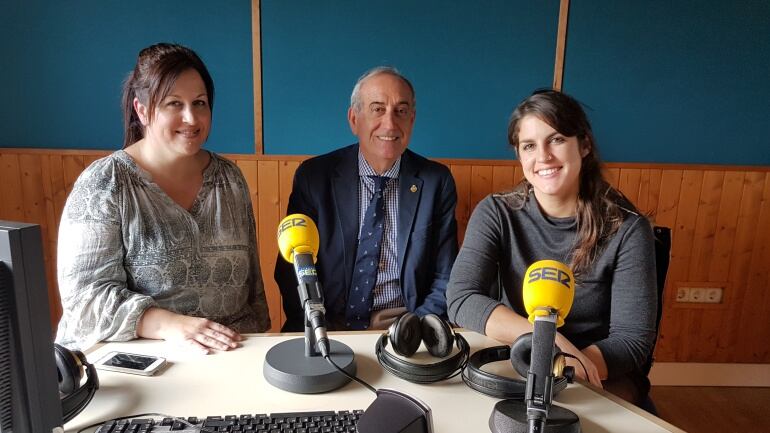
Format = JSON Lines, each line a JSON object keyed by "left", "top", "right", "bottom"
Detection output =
{"left": 276, "top": 214, "right": 319, "bottom": 263}
{"left": 522, "top": 260, "right": 575, "bottom": 327}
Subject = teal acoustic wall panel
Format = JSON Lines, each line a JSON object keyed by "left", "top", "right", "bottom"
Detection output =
{"left": 564, "top": 0, "right": 770, "bottom": 164}
{"left": 1, "top": 0, "right": 254, "bottom": 153}
{"left": 261, "top": 0, "right": 560, "bottom": 159}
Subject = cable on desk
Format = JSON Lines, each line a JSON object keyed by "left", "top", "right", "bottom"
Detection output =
{"left": 325, "top": 354, "right": 377, "bottom": 395}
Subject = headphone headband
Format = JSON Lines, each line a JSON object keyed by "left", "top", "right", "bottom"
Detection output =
{"left": 461, "top": 345, "right": 568, "bottom": 400}
{"left": 54, "top": 344, "right": 100, "bottom": 423}
{"left": 376, "top": 331, "right": 470, "bottom": 384}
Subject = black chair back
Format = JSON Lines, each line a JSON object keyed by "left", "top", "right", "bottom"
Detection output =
{"left": 644, "top": 226, "right": 671, "bottom": 375}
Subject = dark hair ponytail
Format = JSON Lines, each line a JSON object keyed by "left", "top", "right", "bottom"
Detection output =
{"left": 121, "top": 43, "right": 214, "bottom": 148}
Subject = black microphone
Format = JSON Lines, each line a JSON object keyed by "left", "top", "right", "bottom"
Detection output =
{"left": 277, "top": 214, "right": 329, "bottom": 357}
{"left": 522, "top": 260, "right": 575, "bottom": 432}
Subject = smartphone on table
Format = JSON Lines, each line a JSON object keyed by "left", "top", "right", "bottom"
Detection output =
{"left": 94, "top": 351, "right": 166, "bottom": 376}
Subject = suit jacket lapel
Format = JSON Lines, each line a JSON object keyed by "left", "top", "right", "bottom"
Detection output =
{"left": 398, "top": 152, "right": 422, "bottom": 275}
{"left": 331, "top": 146, "right": 360, "bottom": 294}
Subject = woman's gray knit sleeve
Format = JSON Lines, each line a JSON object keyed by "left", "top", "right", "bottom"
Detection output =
{"left": 447, "top": 196, "right": 504, "bottom": 333}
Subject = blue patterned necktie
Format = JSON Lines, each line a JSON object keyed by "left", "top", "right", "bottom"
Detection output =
{"left": 347, "top": 176, "right": 389, "bottom": 330}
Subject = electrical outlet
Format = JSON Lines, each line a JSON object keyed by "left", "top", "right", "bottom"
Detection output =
{"left": 676, "top": 285, "right": 726, "bottom": 304}
{"left": 676, "top": 287, "right": 689, "bottom": 302}
{"left": 689, "top": 288, "right": 705, "bottom": 302}
{"left": 704, "top": 287, "right": 723, "bottom": 304}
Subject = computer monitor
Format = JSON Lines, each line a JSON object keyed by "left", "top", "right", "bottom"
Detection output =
{"left": 0, "top": 221, "right": 64, "bottom": 433}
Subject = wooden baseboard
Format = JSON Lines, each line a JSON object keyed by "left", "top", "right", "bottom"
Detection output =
{"left": 650, "top": 362, "right": 770, "bottom": 387}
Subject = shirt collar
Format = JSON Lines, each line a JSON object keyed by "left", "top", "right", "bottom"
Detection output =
{"left": 358, "top": 150, "right": 401, "bottom": 179}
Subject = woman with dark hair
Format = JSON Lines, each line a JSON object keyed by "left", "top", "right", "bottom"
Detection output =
{"left": 447, "top": 90, "right": 657, "bottom": 405}
{"left": 56, "top": 43, "right": 270, "bottom": 353}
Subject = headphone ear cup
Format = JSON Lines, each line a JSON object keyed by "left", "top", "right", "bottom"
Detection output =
{"left": 54, "top": 343, "right": 82, "bottom": 395}
{"left": 510, "top": 332, "right": 533, "bottom": 378}
{"left": 420, "top": 314, "right": 453, "bottom": 358}
{"left": 390, "top": 312, "right": 422, "bottom": 357}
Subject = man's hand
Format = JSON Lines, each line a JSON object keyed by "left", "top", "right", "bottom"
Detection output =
{"left": 137, "top": 307, "right": 243, "bottom": 354}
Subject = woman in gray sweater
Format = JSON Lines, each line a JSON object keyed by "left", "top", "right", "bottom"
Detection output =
{"left": 446, "top": 90, "right": 656, "bottom": 405}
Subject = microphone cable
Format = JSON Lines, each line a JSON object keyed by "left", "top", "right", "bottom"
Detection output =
{"left": 324, "top": 355, "right": 378, "bottom": 395}
{"left": 561, "top": 353, "right": 589, "bottom": 383}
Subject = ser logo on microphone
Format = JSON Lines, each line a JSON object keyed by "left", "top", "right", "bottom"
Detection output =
{"left": 297, "top": 266, "right": 317, "bottom": 278}
{"left": 277, "top": 216, "right": 308, "bottom": 237}
{"left": 527, "top": 266, "right": 572, "bottom": 289}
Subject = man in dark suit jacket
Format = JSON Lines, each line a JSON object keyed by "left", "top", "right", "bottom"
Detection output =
{"left": 275, "top": 66, "right": 458, "bottom": 331}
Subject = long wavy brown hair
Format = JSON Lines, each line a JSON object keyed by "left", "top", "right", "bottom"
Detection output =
{"left": 506, "top": 90, "right": 636, "bottom": 276}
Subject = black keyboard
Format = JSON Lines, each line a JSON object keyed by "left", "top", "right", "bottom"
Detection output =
{"left": 93, "top": 411, "right": 364, "bottom": 433}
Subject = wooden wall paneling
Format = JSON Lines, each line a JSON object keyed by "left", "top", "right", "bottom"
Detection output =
{"left": 708, "top": 172, "right": 744, "bottom": 282}
{"left": 278, "top": 160, "right": 299, "bottom": 216}
{"left": 5, "top": 148, "right": 770, "bottom": 363}
{"left": 19, "top": 154, "right": 46, "bottom": 228}
{"left": 636, "top": 169, "right": 652, "bottom": 213}
{"left": 39, "top": 155, "right": 63, "bottom": 325}
{"left": 719, "top": 172, "right": 767, "bottom": 361}
{"left": 749, "top": 176, "right": 770, "bottom": 363}
{"left": 652, "top": 170, "right": 682, "bottom": 229}
{"left": 470, "top": 165, "right": 493, "bottom": 212}
{"left": 256, "top": 160, "right": 282, "bottom": 330}
{"left": 235, "top": 159, "right": 260, "bottom": 215}
{"left": 0, "top": 153, "right": 24, "bottom": 221}
{"left": 19, "top": 154, "right": 61, "bottom": 325}
{"left": 276, "top": 161, "right": 299, "bottom": 327}
{"left": 83, "top": 155, "right": 101, "bottom": 167}
{"left": 47, "top": 154, "right": 67, "bottom": 328}
{"left": 234, "top": 159, "right": 260, "bottom": 238}
{"left": 40, "top": 155, "right": 58, "bottom": 256}
{"left": 671, "top": 171, "right": 705, "bottom": 361}
{"left": 645, "top": 169, "right": 663, "bottom": 217}
{"left": 48, "top": 154, "right": 67, "bottom": 230}
{"left": 604, "top": 167, "right": 620, "bottom": 189}
{"left": 450, "top": 165, "right": 472, "bottom": 244}
{"left": 512, "top": 165, "right": 524, "bottom": 186}
{"left": 690, "top": 172, "right": 744, "bottom": 361}
{"left": 491, "top": 165, "right": 514, "bottom": 194}
{"left": 0, "top": 157, "right": 4, "bottom": 218}
{"left": 688, "top": 171, "right": 724, "bottom": 280}
{"left": 742, "top": 174, "right": 770, "bottom": 360}
{"left": 235, "top": 159, "right": 273, "bottom": 329}
{"left": 61, "top": 155, "right": 85, "bottom": 196}
{"left": 637, "top": 168, "right": 664, "bottom": 217}
{"left": 617, "top": 168, "right": 641, "bottom": 205}
{"left": 686, "top": 171, "right": 725, "bottom": 361}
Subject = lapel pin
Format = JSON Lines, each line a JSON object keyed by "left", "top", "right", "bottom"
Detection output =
{"left": 410, "top": 185, "right": 418, "bottom": 193}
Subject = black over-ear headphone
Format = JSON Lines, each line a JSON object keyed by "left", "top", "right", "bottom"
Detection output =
{"left": 462, "top": 332, "right": 572, "bottom": 399}
{"left": 54, "top": 343, "right": 99, "bottom": 423}
{"left": 375, "top": 313, "right": 470, "bottom": 384}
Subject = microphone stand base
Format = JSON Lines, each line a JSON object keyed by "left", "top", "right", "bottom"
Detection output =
{"left": 264, "top": 338, "right": 356, "bottom": 394}
{"left": 489, "top": 399, "right": 580, "bottom": 433}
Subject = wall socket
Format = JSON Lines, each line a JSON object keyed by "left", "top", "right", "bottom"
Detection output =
{"left": 675, "top": 287, "right": 724, "bottom": 304}
{"left": 704, "top": 287, "right": 723, "bottom": 303}
{"left": 676, "top": 287, "right": 689, "bottom": 302}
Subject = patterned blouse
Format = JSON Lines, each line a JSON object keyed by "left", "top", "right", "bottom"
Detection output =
{"left": 55, "top": 150, "right": 270, "bottom": 350}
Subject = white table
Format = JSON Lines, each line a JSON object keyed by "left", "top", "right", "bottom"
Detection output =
{"left": 65, "top": 331, "right": 684, "bottom": 433}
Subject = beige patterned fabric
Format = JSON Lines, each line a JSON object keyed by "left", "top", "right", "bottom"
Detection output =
{"left": 55, "top": 150, "right": 270, "bottom": 350}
